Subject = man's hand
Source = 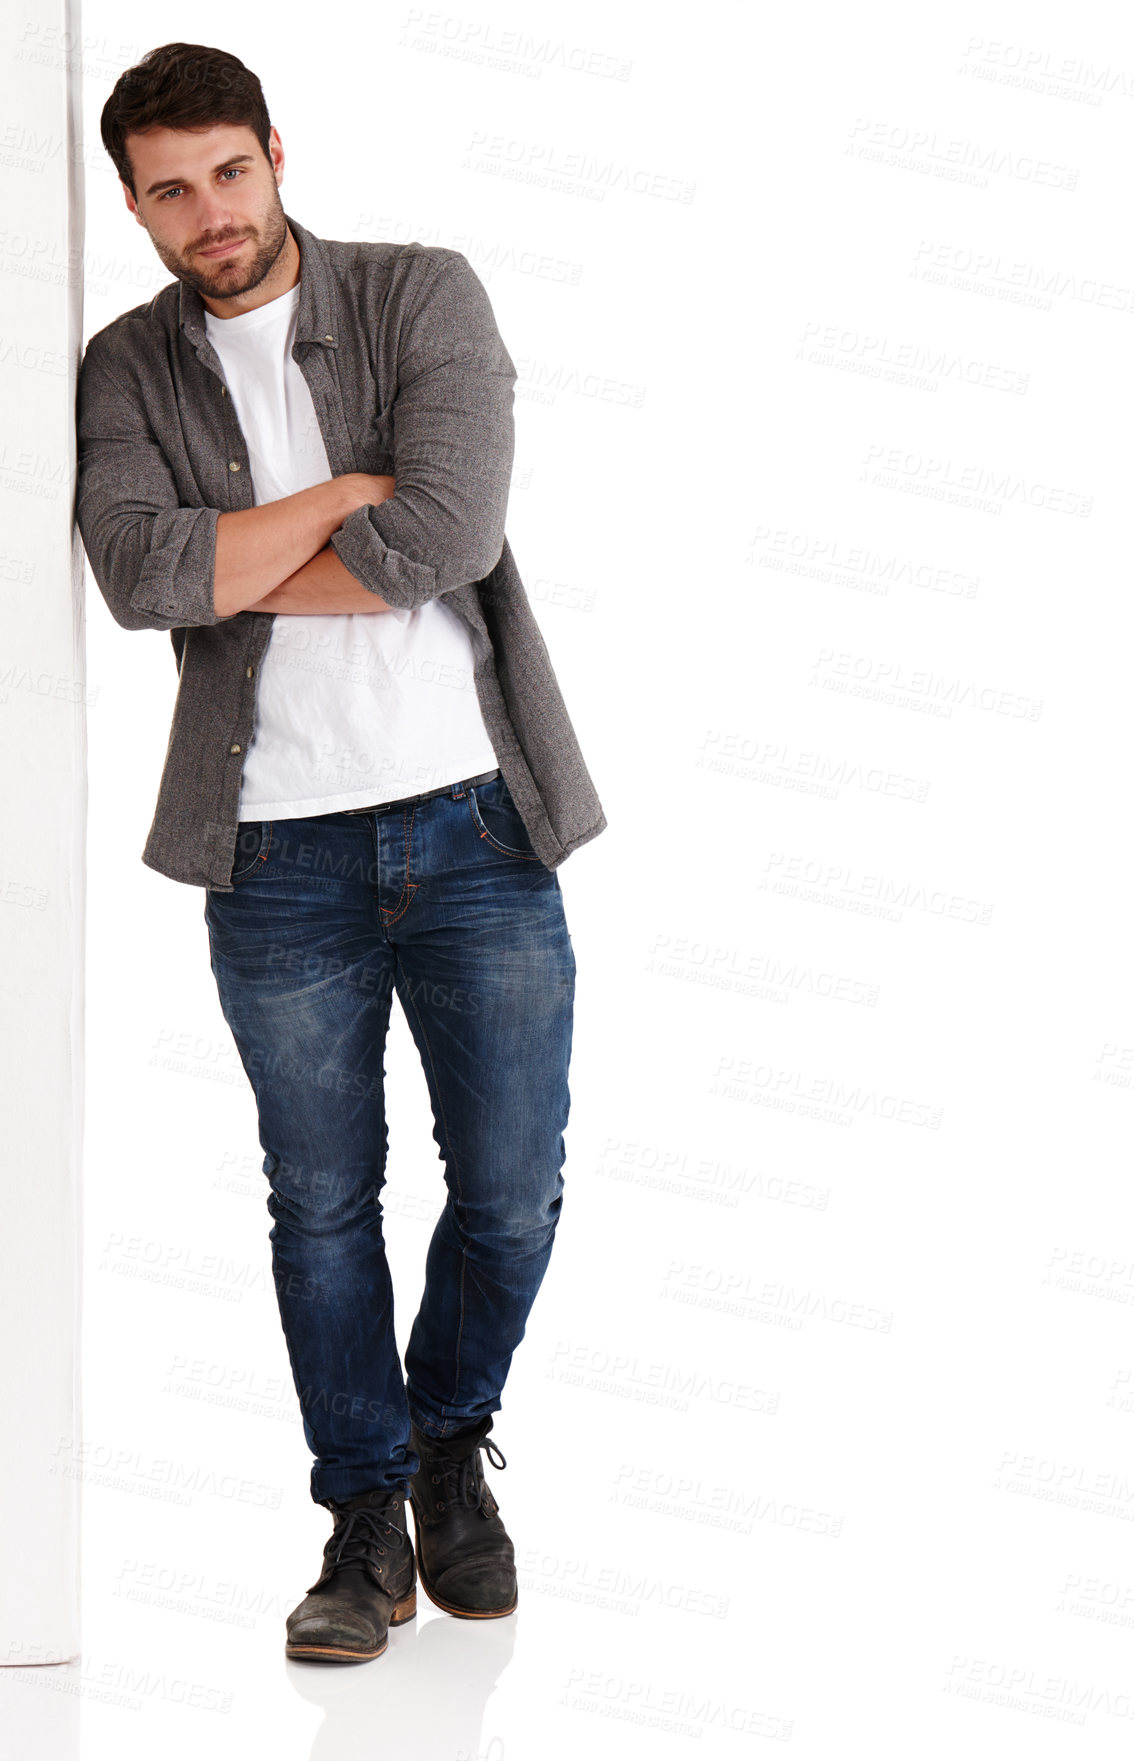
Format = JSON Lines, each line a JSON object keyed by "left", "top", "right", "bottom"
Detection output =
{"left": 346, "top": 473, "right": 397, "bottom": 512}
{"left": 247, "top": 542, "right": 396, "bottom": 614}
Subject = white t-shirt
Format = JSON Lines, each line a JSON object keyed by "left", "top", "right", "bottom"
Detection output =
{"left": 204, "top": 280, "right": 499, "bottom": 820}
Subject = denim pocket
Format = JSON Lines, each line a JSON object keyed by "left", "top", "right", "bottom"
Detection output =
{"left": 465, "top": 777, "right": 541, "bottom": 860}
{"left": 230, "top": 820, "right": 272, "bottom": 882}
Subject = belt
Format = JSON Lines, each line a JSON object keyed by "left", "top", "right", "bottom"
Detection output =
{"left": 339, "top": 768, "right": 501, "bottom": 815}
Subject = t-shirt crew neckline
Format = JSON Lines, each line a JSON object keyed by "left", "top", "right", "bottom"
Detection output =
{"left": 204, "top": 279, "right": 300, "bottom": 334}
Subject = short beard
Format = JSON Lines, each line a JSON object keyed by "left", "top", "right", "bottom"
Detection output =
{"left": 158, "top": 193, "right": 289, "bottom": 302}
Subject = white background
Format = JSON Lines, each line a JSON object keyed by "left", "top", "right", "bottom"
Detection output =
{"left": 6, "top": 0, "right": 1134, "bottom": 1756}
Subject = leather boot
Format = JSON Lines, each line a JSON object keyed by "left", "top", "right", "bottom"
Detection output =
{"left": 408, "top": 1416, "right": 518, "bottom": 1618}
{"left": 285, "top": 1487, "right": 417, "bottom": 1662}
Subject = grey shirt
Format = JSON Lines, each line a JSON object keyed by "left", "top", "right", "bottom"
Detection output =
{"left": 75, "top": 211, "right": 607, "bottom": 890}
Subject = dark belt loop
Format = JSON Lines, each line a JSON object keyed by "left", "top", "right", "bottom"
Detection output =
{"left": 450, "top": 768, "right": 500, "bottom": 800}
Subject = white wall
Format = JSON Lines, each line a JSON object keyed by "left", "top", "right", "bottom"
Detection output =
{"left": 0, "top": 0, "right": 85, "bottom": 1677}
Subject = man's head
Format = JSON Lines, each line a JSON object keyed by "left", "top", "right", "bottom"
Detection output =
{"left": 100, "top": 42, "right": 292, "bottom": 310}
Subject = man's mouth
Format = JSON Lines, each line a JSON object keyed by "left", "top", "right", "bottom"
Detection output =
{"left": 198, "top": 236, "right": 247, "bottom": 259}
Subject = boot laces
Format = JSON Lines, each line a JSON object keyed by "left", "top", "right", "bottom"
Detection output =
{"left": 432, "top": 1436, "right": 507, "bottom": 1513}
{"left": 316, "top": 1498, "right": 403, "bottom": 1588}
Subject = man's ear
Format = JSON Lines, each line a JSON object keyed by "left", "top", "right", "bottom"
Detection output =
{"left": 268, "top": 125, "right": 285, "bottom": 185}
{"left": 121, "top": 181, "right": 144, "bottom": 223}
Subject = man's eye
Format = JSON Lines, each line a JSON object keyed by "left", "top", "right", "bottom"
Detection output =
{"left": 159, "top": 168, "right": 243, "bottom": 201}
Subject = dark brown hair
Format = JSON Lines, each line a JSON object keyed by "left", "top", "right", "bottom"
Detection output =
{"left": 100, "top": 42, "right": 272, "bottom": 196}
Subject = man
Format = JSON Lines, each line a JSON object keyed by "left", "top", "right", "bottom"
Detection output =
{"left": 77, "top": 42, "right": 606, "bottom": 1665}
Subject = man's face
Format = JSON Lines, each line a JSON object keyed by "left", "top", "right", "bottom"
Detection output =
{"left": 121, "top": 122, "right": 289, "bottom": 305}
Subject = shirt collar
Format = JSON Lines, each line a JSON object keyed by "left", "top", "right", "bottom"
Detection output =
{"left": 177, "top": 212, "right": 337, "bottom": 351}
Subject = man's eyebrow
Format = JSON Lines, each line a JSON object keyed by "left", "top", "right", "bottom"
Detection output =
{"left": 142, "top": 154, "right": 257, "bottom": 198}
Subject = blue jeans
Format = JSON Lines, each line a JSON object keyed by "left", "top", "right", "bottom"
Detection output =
{"left": 203, "top": 771, "right": 576, "bottom": 1507}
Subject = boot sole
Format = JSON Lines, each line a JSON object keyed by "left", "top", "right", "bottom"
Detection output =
{"left": 285, "top": 1588, "right": 417, "bottom": 1661}
{"left": 412, "top": 1530, "right": 518, "bottom": 1619}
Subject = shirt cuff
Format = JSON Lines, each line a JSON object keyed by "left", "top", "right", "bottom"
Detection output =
{"left": 130, "top": 506, "right": 221, "bottom": 627}
{"left": 329, "top": 502, "right": 439, "bottom": 611}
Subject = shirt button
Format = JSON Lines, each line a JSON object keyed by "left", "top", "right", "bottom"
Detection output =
{"left": 324, "top": 333, "right": 334, "bottom": 342}
{"left": 246, "top": 666, "right": 253, "bottom": 678}
{"left": 230, "top": 744, "right": 241, "bottom": 754}
{"left": 229, "top": 460, "right": 241, "bottom": 472}
{"left": 220, "top": 386, "right": 227, "bottom": 397}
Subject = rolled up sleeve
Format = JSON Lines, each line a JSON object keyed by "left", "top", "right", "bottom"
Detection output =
{"left": 329, "top": 250, "right": 516, "bottom": 610}
{"left": 75, "top": 350, "right": 220, "bottom": 633}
